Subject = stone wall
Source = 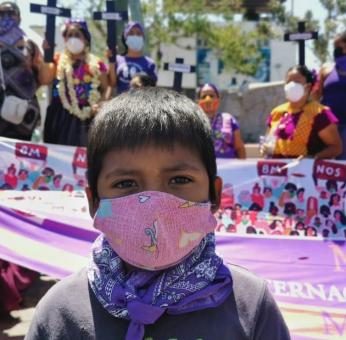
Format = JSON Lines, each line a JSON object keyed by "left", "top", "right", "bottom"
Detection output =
{"left": 219, "top": 81, "right": 285, "bottom": 142}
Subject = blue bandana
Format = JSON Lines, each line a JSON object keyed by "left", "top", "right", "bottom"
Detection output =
{"left": 87, "top": 233, "right": 232, "bottom": 340}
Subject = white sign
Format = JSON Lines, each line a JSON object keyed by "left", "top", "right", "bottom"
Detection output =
{"left": 102, "top": 12, "right": 122, "bottom": 21}
{"left": 168, "top": 63, "right": 192, "bottom": 73}
{"left": 40, "top": 6, "right": 61, "bottom": 16}
{"left": 288, "top": 33, "right": 313, "bottom": 41}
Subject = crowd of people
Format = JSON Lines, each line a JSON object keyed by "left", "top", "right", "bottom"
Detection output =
{"left": 0, "top": 1, "right": 344, "bottom": 160}
{"left": 0, "top": 1, "right": 346, "bottom": 338}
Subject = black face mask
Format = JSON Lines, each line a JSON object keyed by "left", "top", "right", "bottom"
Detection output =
{"left": 334, "top": 47, "right": 345, "bottom": 59}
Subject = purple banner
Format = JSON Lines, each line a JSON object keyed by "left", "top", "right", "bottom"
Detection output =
{"left": 0, "top": 138, "right": 345, "bottom": 339}
{"left": 217, "top": 234, "right": 346, "bottom": 339}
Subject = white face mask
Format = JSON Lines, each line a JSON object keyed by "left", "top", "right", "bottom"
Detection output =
{"left": 66, "top": 37, "right": 85, "bottom": 55}
{"left": 284, "top": 81, "right": 305, "bottom": 102}
{"left": 126, "top": 35, "right": 144, "bottom": 52}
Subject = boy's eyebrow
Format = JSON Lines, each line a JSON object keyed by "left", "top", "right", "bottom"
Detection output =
{"left": 161, "top": 162, "right": 203, "bottom": 173}
{"left": 105, "top": 169, "right": 141, "bottom": 179}
{"left": 105, "top": 162, "right": 203, "bottom": 179}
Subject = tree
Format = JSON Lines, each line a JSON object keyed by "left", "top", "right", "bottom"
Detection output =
{"left": 143, "top": 0, "right": 273, "bottom": 76}
{"left": 269, "top": 0, "right": 346, "bottom": 64}
{"left": 63, "top": 0, "right": 274, "bottom": 76}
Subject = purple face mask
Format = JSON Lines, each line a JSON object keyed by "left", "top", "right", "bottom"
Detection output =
{"left": 335, "top": 55, "right": 346, "bottom": 72}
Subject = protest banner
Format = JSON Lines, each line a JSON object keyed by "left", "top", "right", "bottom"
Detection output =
{"left": 0, "top": 138, "right": 345, "bottom": 339}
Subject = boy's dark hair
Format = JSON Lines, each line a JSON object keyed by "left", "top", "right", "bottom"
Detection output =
{"left": 87, "top": 87, "right": 217, "bottom": 202}
{"left": 130, "top": 72, "right": 156, "bottom": 88}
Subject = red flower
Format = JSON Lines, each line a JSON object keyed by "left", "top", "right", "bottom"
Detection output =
{"left": 84, "top": 64, "right": 90, "bottom": 74}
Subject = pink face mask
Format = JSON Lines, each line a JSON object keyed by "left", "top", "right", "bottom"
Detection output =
{"left": 93, "top": 191, "right": 216, "bottom": 271}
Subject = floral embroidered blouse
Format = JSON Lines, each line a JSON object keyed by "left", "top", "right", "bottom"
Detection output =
{"left": 52, "top": 54, "right": 107, "bottom": 107}
{"left": 211, "top": 112, "right": 240, "bottom": 158}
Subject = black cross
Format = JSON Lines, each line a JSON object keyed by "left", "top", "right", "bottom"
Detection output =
{"left": 30, "top": 0, "right": 71, "bottom": 62}
{"left": 284, "top": 21, "right": 318, "bottom": 66}
{"left": 93, "top": 1, "right": 128, "bottom": 63}
{"left": 163, "top": 58, "right": 196, "bottom": 92}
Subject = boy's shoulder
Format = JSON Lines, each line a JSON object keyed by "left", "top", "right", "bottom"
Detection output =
{"left": 227, "top": 264, "right": 290, "bottom": 339}
{"left": 26, "top": 265, "right": 290, "bottom": 340}
{"left": 24, "top": 269, "right": 92, "bottom": 339}
{"left": 229, "top": 263, "right": 266, "bottom": 290}
{"left": 227, "top": 264, "right": 267, "bottom": 324}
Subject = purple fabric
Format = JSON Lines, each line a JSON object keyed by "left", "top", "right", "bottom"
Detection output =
{"left": 0, "top": 204, "right": 97, "bottom": 278}
{"left": 87, "top": 233, "right": 232, "bottom": 340}
{"left": 0, "top": 19, "right": 24, "bottom": 45}
{"left": 116, "top": 55, "right": 157, "bottom": 93}
{"left": 267, "top": 106, "right": 339, "bottom": 157}
{"left": 322, "top": 63, "right": 346, "bottom": 124}
{"left": 0, "top": 16, "right": 16, "bottom": 35}
{"left": 124, "top": 21, "right": 144, "bottom": 38}
{"left": 211, "top": 112, "right": 239, "bottom": 158}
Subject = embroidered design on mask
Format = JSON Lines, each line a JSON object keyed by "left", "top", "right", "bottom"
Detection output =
{"left": 179, "top": 201, "right": 196, "bottom": 208}
{"left": 138, "top": 194, "right": 151, "bottom": 203}
{"left": 142, "top": 220, "right": 158, "bottom": 255}
{"left": 98, "top": 200, "right": 113, "bottom": 218}
{"left": 179, "top": 230, "right": 202, "bottom": 248}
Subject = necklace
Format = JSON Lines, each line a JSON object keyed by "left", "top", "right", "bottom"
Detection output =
{"left": 57, "top": 51, "right": 101, "bottom": 120}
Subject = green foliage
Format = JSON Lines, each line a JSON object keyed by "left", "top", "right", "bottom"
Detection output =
{"left": 144, "top": 0, "right": 272, "bottom": 76}
{"left": 62, "top": 0, "right": 275, "bottom": 76}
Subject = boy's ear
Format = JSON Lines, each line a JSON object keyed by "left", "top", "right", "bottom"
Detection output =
{"left": 211, "top": 176, "right": 223, "bottom": 213}
{"left": 85, "top": 186, "right": 99, "bottom": 217}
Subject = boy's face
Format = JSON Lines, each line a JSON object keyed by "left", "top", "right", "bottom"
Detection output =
{"left": 88, "top": 143, "right": 222, "bottom": 215}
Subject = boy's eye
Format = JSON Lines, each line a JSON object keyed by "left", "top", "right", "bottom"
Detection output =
{"left": 113, "top": 180, "right": 137, "bottom": 189}
{"left": 170, "top": 176, "right": 192, "bottom": 185}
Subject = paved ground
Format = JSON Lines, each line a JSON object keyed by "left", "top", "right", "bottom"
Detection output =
{"left": 0, "top": 276, "right": 58, "bottom": 340}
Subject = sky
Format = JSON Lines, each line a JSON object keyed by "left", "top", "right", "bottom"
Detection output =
{"left": 284, "top": 0, "right": 327, "bottom": 68}
{"left": 20, "top": 0, "right": 328, "bottom": 68}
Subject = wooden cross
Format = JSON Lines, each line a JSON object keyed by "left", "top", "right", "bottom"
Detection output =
{"left": 93, "top": 0, "right": 128, "bottom": 63}
{"left": 284, "top": 21, "right": 318, "bottom": 66}
{"left": 164, "top": 57, "right": 196, "bottom": 92}
{"left": 30, "top": 0, "right": 71, "bottom": 62}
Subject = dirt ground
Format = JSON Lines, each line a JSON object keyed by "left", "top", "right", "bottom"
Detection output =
{"left": 0, "top": 276, "right": 57, "bottom": 340}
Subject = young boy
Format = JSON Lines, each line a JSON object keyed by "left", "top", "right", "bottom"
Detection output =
{"left": 25, "top": 88, "right": 290, "bottom": 339}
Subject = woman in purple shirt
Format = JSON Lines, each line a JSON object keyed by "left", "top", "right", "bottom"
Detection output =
{"left": 109, "top": 21, "right": 157, "bottom": 94}
{"left": 198, "top": 83, "right": 246, "bottom": 159}
{"left": 315, "top": 31, "right": 346, "bottom": 159}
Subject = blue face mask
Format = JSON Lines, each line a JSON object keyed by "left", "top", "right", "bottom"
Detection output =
{"left": 126, "top": 35, "right": 144, "bottom": 52}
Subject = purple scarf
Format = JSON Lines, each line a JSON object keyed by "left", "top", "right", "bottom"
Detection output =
{"left": 0, "top": 18, "right": 25, "bottom": 45}
{"left": 87, "top": 233, "right": 232, "bottom": 340}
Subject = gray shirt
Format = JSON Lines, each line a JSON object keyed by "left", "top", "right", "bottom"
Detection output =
{"left": 25, "top": 264, "right": 290, "bottom": 340}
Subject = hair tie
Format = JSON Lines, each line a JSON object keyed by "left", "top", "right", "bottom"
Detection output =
{"left": 311, "top": 68, "right": 318, "bottom": 85}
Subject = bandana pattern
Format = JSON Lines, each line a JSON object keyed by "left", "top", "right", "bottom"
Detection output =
{"left": 87, "top": 233, "right": 232, "bottom": 340}
{"left": 0, "top": 18, "right": 25, "bottom": 45}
